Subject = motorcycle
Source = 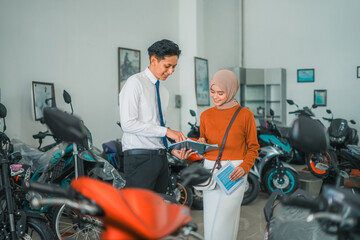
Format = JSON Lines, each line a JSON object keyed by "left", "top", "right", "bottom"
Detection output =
{"left": 323, "top": 109, "right": 358, "bottom": 148}
{"left": 255, "top": 144, "right": 299, "bottom": 195}
{"left": 262, "top": 114, "right": 357, "bottom": 240}
{"left": 102, "top": 120, "right": 194, "bottom": 208}
{"left": 0, "top": 103, "right": 55, "bottom": 240}
{"left": 307, "top": 108, "right": 359, "bottom": 179}
{"left": 17, "top": 90, "right": 125, "bottom": 239}
{"left": 26, "top": 107, "right": 210, "bottom": 240}
{"left": 166, "top": 152, "right": 194, "bottom": 207}
{"left": 257, "top": 109, "right": 293, "bottom": 163}
{"left": 258, "top": 99, "right": 319, "bottom": 165}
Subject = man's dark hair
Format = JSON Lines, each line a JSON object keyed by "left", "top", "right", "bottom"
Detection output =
{"left": 147, "top": 39, "right": 181, "bottom": 61}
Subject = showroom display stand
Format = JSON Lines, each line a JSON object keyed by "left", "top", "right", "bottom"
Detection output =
{"left": 227, "top": 67, "right": 287, "bottom": 125}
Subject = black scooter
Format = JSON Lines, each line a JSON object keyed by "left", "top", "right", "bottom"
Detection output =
{"left": 307, "top": 109, "right": 359, "bottom": 179}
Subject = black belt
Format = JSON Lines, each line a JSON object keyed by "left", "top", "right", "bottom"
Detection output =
{"left": 124, "top": 149, "right": 167, "bottom": 156}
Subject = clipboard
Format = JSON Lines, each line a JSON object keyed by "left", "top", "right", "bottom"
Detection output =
{"left": 213, "top": 161, "right": 245, "bottom": 195}
{"left": 168, "top": 138, "right": 219, "bottom": 154}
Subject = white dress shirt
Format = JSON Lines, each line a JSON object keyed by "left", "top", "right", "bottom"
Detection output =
{"left": 119, "top": 68, "right": 169, "bottom": 151}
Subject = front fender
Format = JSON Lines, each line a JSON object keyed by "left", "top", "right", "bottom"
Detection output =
{"left": 281, "top": 162, "right": 298, "bottom": 174}
{"left": 249, "top": 167, "right": 260, "bottom": 180}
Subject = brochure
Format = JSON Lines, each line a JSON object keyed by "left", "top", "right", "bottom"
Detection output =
{"left": 213, "top": 161, "right": 245, "bottom": 195}
{"left": 168, "top": 138, "right": 219, "bottom": 155}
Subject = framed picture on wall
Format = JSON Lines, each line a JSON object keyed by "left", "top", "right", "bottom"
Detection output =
{"left": 357, "top": 66, "right": 360, "bottom": 78}
{"left": 297, "top": 69, "right": 315, "bottom": 83}
{"left": 314, "top": 89, "right": 327, "bottom": 106}
{"left": 32, "top": 81, "right": 56, "bottom": 121}
{"left": 118, "top": 47, "right": 141, "bottom": 94}
{"left": 194, "top": 57, "right": 210, "bottom": 106}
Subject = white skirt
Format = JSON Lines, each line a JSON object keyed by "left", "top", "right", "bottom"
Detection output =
{"left": 202, "top": 159, "right": 247, "bottom": 240}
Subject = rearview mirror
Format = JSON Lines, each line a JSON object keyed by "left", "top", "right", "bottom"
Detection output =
{"left": 190, "top": 109, "right": 196, "bottom": 117}
{"left": 0, "top": 103, "right": 7, "bottom": 118}
{"left": 63, "top": 90, "right": 72, "bottom": 104}
{"left": 286, "top": 99, "right": 294, "bottom": 105}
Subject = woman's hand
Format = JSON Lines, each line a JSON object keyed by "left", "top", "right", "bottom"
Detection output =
{"left": 171, "top": 148, "right": 197, "bottom": 160}
{"left": 229, "top": 166, "right": 245, "bottom": 181}
{"left": 197, "top": 138, "right": 206, "bottom": 144}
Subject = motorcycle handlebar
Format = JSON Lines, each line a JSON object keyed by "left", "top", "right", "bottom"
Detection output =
{"left": 25, "top": 181, "right": 75, "bottom": 198}
{"left": 322, "top": 117, "right": 332, "bottom": 121}
{"left": 32, "top": 131, "right": 53, "bottom": 140}
{"left": 281, "top": 197, "right": 321, "bottom": 212}
{"left": 288, "top": 111, "right": 298, "bottom": 114}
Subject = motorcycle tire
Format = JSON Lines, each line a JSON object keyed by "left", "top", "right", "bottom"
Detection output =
{"left": 242, "top": 173, "right": 260, "bottom": 205}
{"left": 306, "top": 151, "right": 335, "bottom": 179}
{"left": 175, "top": 183, "right": 194, "bottom": 207}
{"left": 51, "top": 204, "right": 103, "bottom": 240}
{"left": 191, "top": 188, "right": 203, "bottom": 210}
{"left": 24, "top": 217, "right": 55, "bottom": 239}
{"left": 264, "top": 167, "right": 299, "bottom": 195}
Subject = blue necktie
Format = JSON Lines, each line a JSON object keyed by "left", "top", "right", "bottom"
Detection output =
{"left": 155, "top": 81, "right": 168, "bottom": 148}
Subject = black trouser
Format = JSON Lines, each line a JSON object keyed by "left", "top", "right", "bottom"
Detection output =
{"left": 123, "top": 149, "right": 168, "bottom": 193}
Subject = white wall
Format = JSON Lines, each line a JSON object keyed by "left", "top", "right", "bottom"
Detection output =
{"left": 243, "top": 0, "right": 360, "bottom": 133}
{"left": 5, "top": 0, "right": 356, "bottom": 149}
{"left": 195, "top": 0, "right": 241, "bottom": 116}
{"left": 0, "top": 0, "right": 240, "bottom": 148}
{"left": 0, "top": 0, "right": 181, "bottom": 148}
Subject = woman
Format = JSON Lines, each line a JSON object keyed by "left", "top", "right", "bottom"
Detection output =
{"left": 198, "top": 69, "right": 259, "bottom": 240}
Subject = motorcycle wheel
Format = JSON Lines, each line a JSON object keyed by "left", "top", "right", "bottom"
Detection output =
{"left": 264, "top": 167, "right": 299, "bottom": 195}
{"left": 306, "top": 151, "right": 335, "bottom": 179}
{"left": 191, "top": 188, "right": 203, "bottom": 210}
{"left": 242, "top": 173, "right": 260, "bottom": 205}
{"left": 175, "top": 183, "right": 193, "bottom": 207}
{"left": 51, "top": 204, "right": 103, "bottom": 240}
{"left": 23, "top": 217, "right": 55, "bottom": 239}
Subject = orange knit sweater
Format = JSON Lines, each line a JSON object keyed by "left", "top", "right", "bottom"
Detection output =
{"left": 200, "top": 105, "right": 260, "bottom": 174}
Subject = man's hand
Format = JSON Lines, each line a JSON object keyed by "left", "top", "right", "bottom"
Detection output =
{"left": 229, "top": 166, "right": 245, "bottom": 181}
{"left": 171, "top": 148, "right": 196, "bottom": 160}
{"left": 166, "top": 129, "right": 186, "bottom": 143}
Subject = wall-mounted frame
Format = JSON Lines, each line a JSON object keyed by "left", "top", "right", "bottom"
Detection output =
{"left": 194, "top": 57, "right": 210, "bottom": 106}
{"left": 314, "top": 89, "right": 327, "bottom": 107}
{"left": 357, "top": 66, "right": 360, "bottom": 78}
{"left": 297, "top": 69, "right": 315, "bottom": 83}
{"left": 32, "top": 81, "right": 56, "bottom": 121}
{"left": 118, "top": 47, "right": 141, "bottom": 94}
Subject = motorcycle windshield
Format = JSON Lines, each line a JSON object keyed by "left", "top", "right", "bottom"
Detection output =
{"left": 328, "top": 119, "right": 349, "bottom": 137}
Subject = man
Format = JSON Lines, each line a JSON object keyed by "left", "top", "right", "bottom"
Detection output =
{"left": 119, "top": 39, "right": 192, "bottom": 193}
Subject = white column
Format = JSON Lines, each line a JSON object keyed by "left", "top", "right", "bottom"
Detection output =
{"left": 178, "top": 0, "right": 198, "bottom": 133}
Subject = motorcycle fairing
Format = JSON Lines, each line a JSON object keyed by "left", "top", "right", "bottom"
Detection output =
{"left": 258, "top": 135, "right": 291, "bottom": 154}
{"left": 71, "top": 177, "right": 191, "bottom": 240}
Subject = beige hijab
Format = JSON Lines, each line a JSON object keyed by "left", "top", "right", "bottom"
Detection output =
{"left": 210, "top": 70, "right": 240, "bottom": 109}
